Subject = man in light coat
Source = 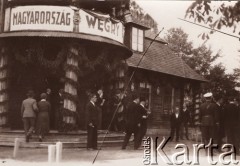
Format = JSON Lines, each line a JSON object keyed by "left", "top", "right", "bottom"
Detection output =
{"left": 21, "top": 90, "right": 38, "bottom": 142}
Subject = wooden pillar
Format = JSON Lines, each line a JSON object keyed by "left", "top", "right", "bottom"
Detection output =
{"left": 0, "top": 0, "right": 5, "bottom": 32}
{"left": 62, "top": 45, "right": 80, "bottom": 126}
{"left": 171, "top": 87, "right": 175, "bottom": 111}
{"left": 194, "top": 93, "right": 201, "bottom": 126}
{"left": 0, "top": 46, "right": 8, "bottom": 127}
{"left": 193, "top": 84, "right": 201, "bottom": 126}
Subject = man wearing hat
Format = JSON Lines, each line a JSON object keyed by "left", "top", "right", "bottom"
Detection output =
{"left": 199, "top": 92, "right": 219, "bottom": 145}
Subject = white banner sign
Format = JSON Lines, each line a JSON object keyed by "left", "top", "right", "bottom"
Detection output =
{"left": 6, "top": 6, "right": 124, "bottom": 43}
{"left": 79, "top": 10, "right": 124, "bottom": 43}
{"left": 10, "top": 6, "right": 74, "bottom": 31}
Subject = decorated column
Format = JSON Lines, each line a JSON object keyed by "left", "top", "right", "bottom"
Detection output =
{"left": 0, "top": 46, "right": 9, "bottom": 127}
{"left": 62, "top": 43, "right": 82, "bottom": 131}
{"left": 193, "top": 93, "right": 201, "bottom": 126}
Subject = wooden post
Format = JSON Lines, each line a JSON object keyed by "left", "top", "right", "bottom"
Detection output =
{"left": 171, "top": 87, "right": 175, "bottom": 110}
{"left": 63, "top": 45, "right": 83, "bottom": 129}
{"left": 0, "top": 47, "right": 8, "bottom": 127}
{"left": 56, "top": 142, "right": 62, "bottom": 163}
{"left": 48, "top": 145, "right": 56, "bottom": 163}
{"left": 0, "top": 0, "right": 4, "bottom": 32}
{"left": 13, "top": 138, "right": 20, "bottom": 158}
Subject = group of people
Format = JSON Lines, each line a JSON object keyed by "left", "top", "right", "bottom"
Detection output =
{"left": 21, "top": 90, "right": 50, "bottom": 142}
{"left": 198, "top": 92, "right": 240, "bottom": 154}
{"left": 85, "top": 92, "right": 150, "bottom": 150}
{"left": 170, "top": 92, "right": 240, "bottom": 155}
{"left": 21, "top": 89, "right": 64, "bottom": 142}
{"left": 121, "top": 95, "right": 150, "bottom": 150}
{"left": 169, "top": 102, "right": 191, "bottom": 142}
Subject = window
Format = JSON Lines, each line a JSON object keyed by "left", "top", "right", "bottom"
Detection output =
{"left": 139, "top": 82, "right": 151, "bottom": 109}
{"left": 132, "top": 27, "right": 144, "bottom": 52}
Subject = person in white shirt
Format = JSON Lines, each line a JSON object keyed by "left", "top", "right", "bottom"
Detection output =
{"left": 169, "top": 107, "right": 182, "bottom": 142}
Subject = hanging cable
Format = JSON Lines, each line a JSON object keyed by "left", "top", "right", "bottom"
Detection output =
{"left": 92, "top": 27, "right": 165, "bottom": 164}
{"left": 178, "top": 18, "right": 240, "bottom": 39}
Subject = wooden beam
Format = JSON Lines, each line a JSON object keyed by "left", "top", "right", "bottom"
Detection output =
{"left": 0, "top": 0, "right": 4, "bottom": 33}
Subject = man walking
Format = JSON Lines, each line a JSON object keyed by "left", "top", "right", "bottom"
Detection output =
{"left": 86, "top": 93, "right": 99, "bottom": 150}
{"left": 122, "top": 95, "right": 142, "bottom": 150}
{"left": 21, "top": 90, "right": 38, "bottom": 142}
{"left": 135, "top": 97, "right": 151, "bottom": 149}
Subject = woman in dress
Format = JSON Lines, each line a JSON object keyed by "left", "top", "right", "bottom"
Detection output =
{"left": 36, "top": 93, "right": 51, "bottom": 142}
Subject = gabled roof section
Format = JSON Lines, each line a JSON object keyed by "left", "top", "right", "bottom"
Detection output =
{"left": 145, "top": 30, "right": 167, "bottom": 44}
{"left": 127, "top": 38, "right": 206, "bottom": 82}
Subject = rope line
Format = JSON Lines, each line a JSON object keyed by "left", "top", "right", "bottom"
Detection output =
{"left": 178, "top": 18, "right": 240, "bottom": 39}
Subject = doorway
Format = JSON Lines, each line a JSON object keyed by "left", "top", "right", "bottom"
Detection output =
{"left": 8, "top": 39, "right": 65, "bottom": 130}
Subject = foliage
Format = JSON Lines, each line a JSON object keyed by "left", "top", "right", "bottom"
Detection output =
{"left": 164, "top": 27, "right": 240, "bottom": 97}
{"left": 164, "top": 28, "right": 193, "bottom": 55}
{"left": 164, "top": 27, "right": 220, "bottom": 76}
{"left": 130, "top": 0, "right": 158, "bottom": 33}
{"left": 204, "top": 64, "right": 239, "bottom": 98}
{"left": 185, "top": 1, "right": 240, "bottom": 39}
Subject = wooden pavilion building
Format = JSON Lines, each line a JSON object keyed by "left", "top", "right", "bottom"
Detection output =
{"left": 0, "top": 0, "right": 206, "bottom": 136}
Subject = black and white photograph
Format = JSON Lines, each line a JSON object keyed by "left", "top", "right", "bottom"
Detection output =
{"left": 0, "top": 0, "right": 239, "bottom": 165}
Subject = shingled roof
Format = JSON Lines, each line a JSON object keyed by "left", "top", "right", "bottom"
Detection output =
{"left": 127, "top": 38, "right": 206, "bottom": 82}
{"left": 145, "top": 30, "right": 167, "bottom": 44}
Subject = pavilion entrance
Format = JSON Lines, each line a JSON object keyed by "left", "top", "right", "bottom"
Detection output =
{"left": 8, "top": 38, "right": 65, "bottom": 130}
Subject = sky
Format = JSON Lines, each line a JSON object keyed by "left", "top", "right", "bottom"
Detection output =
{"left": 135, "top": 1, "right": 240, "bottom": 74}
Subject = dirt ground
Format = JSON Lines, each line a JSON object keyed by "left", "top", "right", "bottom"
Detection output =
{"left": 0, "top": 140, "right": 240, "bottom": 166}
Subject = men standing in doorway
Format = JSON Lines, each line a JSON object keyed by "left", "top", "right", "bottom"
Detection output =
{"left": 86, "top": 93, "right": 99, "bottom": 150}
{"left": 122, "top": 95, "right": 142, "bottom": 150}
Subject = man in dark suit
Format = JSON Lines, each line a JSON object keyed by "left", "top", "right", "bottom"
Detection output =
{"left": 170, "top": 107, "right": 182, "bottom": 142}
{"left": 122, "top": 95, "right": 142, "bottom": 150}
{"left": 86, "top": 93, "right": 99, "bottom": 150}
{"left": 180, "top": 103, "right": 190, "bottom": 140}
{"left": 224, "top": 97, "right": 239, "bottom": 155}
{"left": 199, "top": 92, "right": 218, "bottom": 145}
{"left": 135, "top": 97, "right": 151, "bottom": 149}
{"left": 214, "top": 94, "right": 224, "bottom": 152}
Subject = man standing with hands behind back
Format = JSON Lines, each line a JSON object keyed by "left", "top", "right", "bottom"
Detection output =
{"left": 86, "top": 93, "right": 99, "bottom": 150}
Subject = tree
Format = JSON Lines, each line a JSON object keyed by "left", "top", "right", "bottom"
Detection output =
{"left": 164, "top": 28, "right": 193, "bottom": 56}
{"left": 130, "top": 0, "right": 158, "bottom": 33}
{"left": 204, "top": 64, "right": 239, "bottom": 98}
{"left": 185, "top": 1, "right": 240, "bottom": 38}
{"left": 164, "top": 27, "right": 220, "bottom": 76}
